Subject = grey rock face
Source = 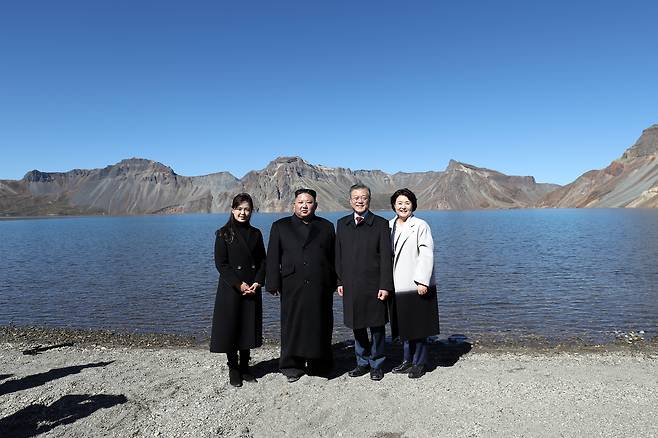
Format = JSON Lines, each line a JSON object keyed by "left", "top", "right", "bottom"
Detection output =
{"left": 0, "top": 156, "right": 560, "bottom": 215}
{"left": 4, "top": 124, "right": 657, "bottom": 216}
{"left": 621, "top": 124, "right": 658, "bottom": 160}
{"left": 537, "top": 125, "right": 658, "bottom": 208}
{"left": 419, "top": 161, "right": 558, "bottom": 210}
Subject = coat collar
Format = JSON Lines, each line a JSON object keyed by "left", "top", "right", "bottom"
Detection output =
{"left": 345, "top": 210, "right": 374, "bottom": 228}
{"left": 389, "top": 215, "right": 417, "bottom": 263}
{"left": 290, "top": 214, "right": 320, "bottom": 247}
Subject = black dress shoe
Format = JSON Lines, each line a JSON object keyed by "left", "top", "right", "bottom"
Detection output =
{"left": 408, "top": 365, "right": 425, "bottom": 379}
{"left": 286, "top": 375, "right": 301, "bottom": 383}
{"left": 229, "top": 368, "right": 242, "bottom": 387}
{"left": 370, "top": 368, "right": 384, "bottom": 381}
{"left": 392, "top": 361, "right": 413, "bottom": 374}
{"left": 241, "top": 368, "right": 256, "bottom": 383}
{"left": 348, "top": 365, "right": 370, "bottom": 377}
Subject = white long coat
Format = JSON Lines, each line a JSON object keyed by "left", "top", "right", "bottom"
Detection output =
{"left": 388, "top": 215, "right": 439, "bottom": 339}
{"left": 389, "top": 215, "right": 435, "bottom": 292}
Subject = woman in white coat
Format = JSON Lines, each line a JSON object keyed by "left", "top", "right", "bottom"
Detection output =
{"left": 389, "top": 188, "right": 439, "bottom": 378}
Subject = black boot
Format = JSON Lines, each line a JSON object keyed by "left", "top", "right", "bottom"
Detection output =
{"left": 229, "top": 367, "right": 242, "bottom": 387}
{"left": 240, "top": 349, "right": 256, "bottom": 382}
{"left": 227, "top": 351, "right": 243, "bottom": 387}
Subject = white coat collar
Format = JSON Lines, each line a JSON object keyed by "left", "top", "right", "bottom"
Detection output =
{"left": 389, "top": 215, "right": 417, "bottom": 262}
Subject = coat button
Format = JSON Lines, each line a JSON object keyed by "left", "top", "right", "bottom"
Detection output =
{"left": 303, "top": 261, "right": 307, "bottom": 266}
{"left": 236, "top": 265, "right": 242, "bottom": 270}
{"left": 251, "top": 265, "right": 256, "bottom": 269}
{"left": 304, "top": 280, "right": 310, "bottom": 285}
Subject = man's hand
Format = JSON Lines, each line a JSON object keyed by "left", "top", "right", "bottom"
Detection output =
{"left": 417, "top": 284, "right": 428, "bottom": 296}
{"left": 248, "top": 282, "right": 260, "bottom": 294}
{"left": 377, "top": 289, "right": 389, "bottom": 301}
{"left": 268, "top": 290, "right": 280, "bottom": 296}
{"left": 337, "top": 286, "right": 343, "bottom": 297}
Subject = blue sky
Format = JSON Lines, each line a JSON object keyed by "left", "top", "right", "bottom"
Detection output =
{"left": 1, "top": 1, "right": 656, "bottom": 185}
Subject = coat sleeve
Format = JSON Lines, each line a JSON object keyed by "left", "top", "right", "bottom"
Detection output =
{"left": 214, "top": 233, "right": 241, "bottom": 289}
{"left": 265, "top": 221, "right": 282, "bottom": 292}
{"left": 254, "top": 229, "right": 266, "bottom": 286}
{"left": 334, "top": 221, "right": 343, "bottom": 287}
{"left": 412, "top": 221, "right": 434, "bottom": 287}
{"left": 378, "top": 220, "right": 395, "bottom": 292}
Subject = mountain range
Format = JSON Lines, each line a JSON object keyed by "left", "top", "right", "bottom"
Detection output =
{"left": 1, "top": 124, "right": 656, "bottom": 216}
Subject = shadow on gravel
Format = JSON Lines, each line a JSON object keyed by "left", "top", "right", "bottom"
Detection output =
{"left": 0, "top": 393, "right": 128, "bottom": 438}
{"left": 249, "top": 342, "right": 370, "bottom": 381}
{"left": 329, "top": 337, "right": 472, "bottom": 378}
{"left": 424, "top": 339, "right": 473, "bottom": 372}
{"left": 0, "top": 361, "right": 114, "bottom": 396}
{"left": 250, "top": 338, "right": 472, "bottom": 381}
{"left": 251, "top": 357, "right": 280, "bottom": 379}
{"left": 22, "top": 343, "right": 74, "bottom": 356}
{"left": 0, "top": 374, "right": 13, "bottom": 381}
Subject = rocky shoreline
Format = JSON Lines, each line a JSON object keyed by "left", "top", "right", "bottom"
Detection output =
{"left": 1, "top": 325, "right": 656, "bottom": 437}
{"left": 1, "top": 325, "right": 655, "bottom": 354}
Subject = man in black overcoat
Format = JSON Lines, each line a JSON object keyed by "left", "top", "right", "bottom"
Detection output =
{"left": 266, "top": 188, "right": 337, "bottom": 382}
{"left": 335, "top": 183, "right": 394, "bottom": 381}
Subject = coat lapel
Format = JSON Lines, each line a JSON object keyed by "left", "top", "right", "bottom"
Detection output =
{"left": 287, "top": 216, "right": 311, "bottom": 248}
{"left": 392, "top": 216, "right": 416, "bottom": 267}
{"left": 303, "top": 218, "right": 320, "bottom": 247}
{"left": 344, "top": 215, "right": 356, "bottom": 229}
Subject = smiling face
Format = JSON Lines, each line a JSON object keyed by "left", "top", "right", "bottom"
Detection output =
{"left": 293, "top": 192, "right": 316, "bottom": 220}
{"left": 231, "top": 201, "right": 252, "bottom": 223}
{"left": 350, "top": 188, "right": 370, "bottom": 215}
{"left": 394, "top": 195, "right": 413, "bottom": 221}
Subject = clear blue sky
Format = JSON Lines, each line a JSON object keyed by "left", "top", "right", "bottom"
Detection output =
{"left": 1, "top": 1, "right": 656, "bottom": 185}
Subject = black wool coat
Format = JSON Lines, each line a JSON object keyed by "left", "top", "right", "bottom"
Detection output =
{"left": 210, "top": 225, "right": 266, "bottom": 353}
{"left": 266, "top": 215, "right": 336, "bottom": 361}
{"left": 335, "top": 212, "right": 394, "bottom": 330}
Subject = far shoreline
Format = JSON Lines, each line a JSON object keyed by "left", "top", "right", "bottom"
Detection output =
{"left": 3, "top": 207, "right": 658, "bottom": 222}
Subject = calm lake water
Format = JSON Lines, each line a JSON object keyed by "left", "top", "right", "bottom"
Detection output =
{"left": 1, "top": 209, "right": 656, "bottom": 344}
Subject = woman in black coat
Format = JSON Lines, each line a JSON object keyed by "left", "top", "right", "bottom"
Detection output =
{"left": 210, "top": 193, "right": 266, "bottom": 387}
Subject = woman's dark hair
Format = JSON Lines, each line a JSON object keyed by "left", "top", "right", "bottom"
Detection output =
{"left": 217, "top": 193, "right": 254, "bottom": 241}
{"left": 390, "top": 188, "right": 417, "bottom": 212}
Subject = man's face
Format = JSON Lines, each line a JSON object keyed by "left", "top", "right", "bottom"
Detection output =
{"left": 350, "top": 188, "right": 370, "bottom": 215}
{"left": 293, "top": 193, "right": 316, "bottom": 220}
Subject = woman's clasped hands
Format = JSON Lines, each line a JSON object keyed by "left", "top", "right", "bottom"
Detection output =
{"left": 239, "top": 282, "right": 260, "bottom": 296}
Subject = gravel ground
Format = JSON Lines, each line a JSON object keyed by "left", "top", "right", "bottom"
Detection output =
{"left": 0, "top": 327, "right": 656, "bottom": 437}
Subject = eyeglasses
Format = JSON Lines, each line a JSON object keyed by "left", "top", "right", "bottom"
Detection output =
{"left": 351, "top": 196, "right": 369, "bottom": 202}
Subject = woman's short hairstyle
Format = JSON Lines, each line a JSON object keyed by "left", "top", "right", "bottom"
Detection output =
{"left": 390, "top": 188, "right": 417, "bottom": 212}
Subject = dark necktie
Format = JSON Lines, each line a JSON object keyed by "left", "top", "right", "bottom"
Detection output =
{"left": 356, "top": 216, "right": 363, "bottom": 225}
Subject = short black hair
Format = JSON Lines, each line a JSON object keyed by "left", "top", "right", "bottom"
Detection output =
{"left": 294, "top": 188, "right": 317, "bottom": 201}
{"left": 390, "top": 188, "right": 417, "bottom": 211}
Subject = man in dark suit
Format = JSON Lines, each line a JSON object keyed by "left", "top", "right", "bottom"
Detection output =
{"left": 336, "top": 183, "right": 394, "bottom": 381}
{"left": 266, "top": 188, "right": 337, "bottom": 382}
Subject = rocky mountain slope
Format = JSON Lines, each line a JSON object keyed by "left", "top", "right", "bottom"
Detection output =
{"left": 417, "top": 160, "right": 557, "bottom": 210}
{"left": 0, "top": 159, "right": 219, "bottom": 215}
{"left": 536, "top": 125, "right": 658, "bottom": 208}
{"left": 4, "top": 124, "right": 656, "bottom": 216}
{"left": 0, "top": 157, "right": 557, "bottom": 216}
